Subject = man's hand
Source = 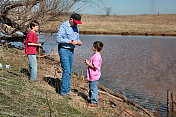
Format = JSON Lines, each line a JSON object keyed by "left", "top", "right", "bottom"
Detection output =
{"left": 69, "top": 40, "right": 82, "bottom": 46}
{"left": 77, "top": 41, "right": 82, "bottom": 46}
{"left": 72, "top": 40, "right": 77, "bottom": 45}
{"left": 69, "top": 40, "right": 77, "bottom": 45}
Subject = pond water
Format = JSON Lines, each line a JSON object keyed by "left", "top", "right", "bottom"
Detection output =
{"left": 38, "top": 34, "right": 176, "bottom": 115}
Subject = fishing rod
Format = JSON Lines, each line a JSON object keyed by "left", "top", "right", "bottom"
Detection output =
{"left": 37, "top": 33, "right": 53, "bottom": 82}
{"left": 38, "top": 33, "right": 53, "bottom": 45}
{"left": 37, "top": 33, "right": 53, "bottom": 55}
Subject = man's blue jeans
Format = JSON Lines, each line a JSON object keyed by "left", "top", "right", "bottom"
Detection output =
{"left": 28, "top": 54, "right": 37, "bottom": 81}
{"left": 89, "top": 80, "right": 98, "bottom": 104}
{"left": 59, "top": 48, "right": 74, "bottom": 96}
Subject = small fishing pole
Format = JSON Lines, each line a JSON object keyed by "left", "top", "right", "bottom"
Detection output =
{"left": 38, "top": 33, "right": 53, "bottom": 45}
{"left": 37, "top": 33, "right": 53, "bottom": 82}
{"left": 37, "top": 33, "right": 53, "bottom": 51}
{"left": 43, "top": 33, "right": 53, "bottom": 43}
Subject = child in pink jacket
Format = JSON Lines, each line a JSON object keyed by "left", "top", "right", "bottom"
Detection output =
{"left": 84, "top": 41, "right": 103, "bottom": 107}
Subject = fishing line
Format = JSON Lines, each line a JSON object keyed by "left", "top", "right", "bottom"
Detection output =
{"left": 37, "top": 33, "right": 54, "bottom": 82}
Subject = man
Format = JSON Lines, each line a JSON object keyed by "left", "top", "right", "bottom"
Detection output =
{"left": 56, "top": 13, "right": 82, "bottom": 96}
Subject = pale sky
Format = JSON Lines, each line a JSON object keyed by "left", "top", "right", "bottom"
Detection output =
{"left": 72, "top": 0, "right": 176, "bottom": 15}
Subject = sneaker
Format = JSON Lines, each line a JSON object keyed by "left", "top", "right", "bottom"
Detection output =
{"left": 90, "top": 103, "right": 98, "bottom": 107}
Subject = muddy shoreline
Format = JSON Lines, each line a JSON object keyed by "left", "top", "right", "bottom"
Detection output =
{"left": 40, "top": 30, "right": 176, "bottom": 37}
{"left": 79, "top": 31, "right": 176, "bottom": 37}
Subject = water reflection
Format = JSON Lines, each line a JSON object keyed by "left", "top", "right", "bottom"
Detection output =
{"left": 39, "top": 34, "right": 176, "bottom": 114}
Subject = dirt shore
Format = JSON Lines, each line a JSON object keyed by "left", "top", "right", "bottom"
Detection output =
{"left": 0, "top": 44, "right": 158, "bottom": 116}
{"left": 40, "top": 14, "right": 176, "bottom": 37}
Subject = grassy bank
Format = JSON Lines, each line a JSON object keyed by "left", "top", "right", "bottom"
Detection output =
{"left": 0, "top": 45, "right": 156, "bottom": 117}
{"left": 0, "top": 47, "right": 93, "bottom": 116}
{"left": 40, "top": 14, "right": 176, "bottom": 36}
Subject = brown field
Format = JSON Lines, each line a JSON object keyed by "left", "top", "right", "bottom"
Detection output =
{"left": 40, "top": 14, "right": 176, "bottom": 36}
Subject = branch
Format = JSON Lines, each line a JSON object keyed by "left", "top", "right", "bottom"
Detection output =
{"left": 2, "top": 0, "right": 42, "bottom": 16}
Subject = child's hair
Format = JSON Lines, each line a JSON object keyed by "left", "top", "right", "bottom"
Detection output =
{"left": 93, "top": 41, "right": 103, "bottom": 52}
{"left": 29, "top": 20, "right": 39, "bottom": 29}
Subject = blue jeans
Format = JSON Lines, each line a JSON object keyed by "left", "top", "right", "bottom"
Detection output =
{"left": 59, "top": 48, "right": 74, "bottom": 95}
{"left": 28, "top": 54, "right": 37, "bottom": 81}
{"left": 89, "top": 80, "right": 98, "bottom": 104}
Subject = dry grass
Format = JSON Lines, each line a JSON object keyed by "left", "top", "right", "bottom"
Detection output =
{"left": 0, "top": 45, "right": 155, "bottom": 117}
{"left": 79, "top": 14, "right": 176, "bottom": 33}
{"left": 0, "top": 47, "right": 93, "bottom": 117}
{"left": 40, "top": 14, "right": 176, "bottom": 34}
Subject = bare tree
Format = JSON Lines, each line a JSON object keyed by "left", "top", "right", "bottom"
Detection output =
{"left": 0, "top": 0, "right": 102, "bottom": 39}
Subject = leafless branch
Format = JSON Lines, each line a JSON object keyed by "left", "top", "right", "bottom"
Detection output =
{"left": 0, "top": 0, "right": 104, "bottom": 40}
